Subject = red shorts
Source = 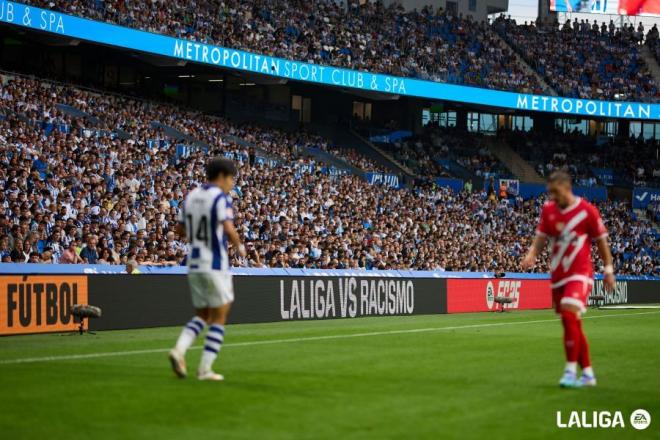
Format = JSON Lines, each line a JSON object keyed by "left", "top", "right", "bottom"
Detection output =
{"left": 551, "top": 279, "right": 593, "bottom": 314}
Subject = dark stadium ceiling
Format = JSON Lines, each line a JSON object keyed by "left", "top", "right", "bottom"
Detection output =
{"left": 12, "top": 27, "right": 79, "bottom": 47}
{"left": 3, "top": 23, "right": 525, "bottom": 110}
{"left": 11, "top": 26, "right": 404, "bottom": 101}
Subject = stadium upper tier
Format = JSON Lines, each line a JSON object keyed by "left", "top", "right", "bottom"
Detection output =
{"left": 0, "top": 72, "right": 657, "bottom": 274}
{"left": 495, "top": 17, "right": 659, "bottom": 102}
{"left": 20, "top": 0, "right": 657, "bottom": 101}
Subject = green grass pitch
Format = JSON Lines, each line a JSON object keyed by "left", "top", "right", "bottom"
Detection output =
{"left": 1, "top": 309, "right": 659, "bottom": 439}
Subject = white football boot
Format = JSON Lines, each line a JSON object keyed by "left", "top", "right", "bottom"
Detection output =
{"left": 198, "top": 370, "right": 224, "bottom": 381}
{"left": 168, "top": 349, "right": 187, "bottom": 378}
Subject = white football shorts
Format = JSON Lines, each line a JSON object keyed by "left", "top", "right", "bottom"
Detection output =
{"left": 187, "top": 271, "right": 234, "bottom": 309}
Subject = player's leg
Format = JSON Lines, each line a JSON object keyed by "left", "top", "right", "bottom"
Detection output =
{"left": 577, "top": 319, "right": 595, "bottom": 385}
{"left": 198, "top": 303, "right": 231, "bottom": 380}
{"left": 558, "top": 303, "right": 581, "bottom": 387}
{"left": 197, "top": 272, "right": 234, "bottom": 381}
{"left": 174, "top": 308, "right": 208, "bottom": 354}
{"left": 169, "top": 273, "right": 210, "bottom": 378}
{"left": 576, "top": 281, "right": 596, "bottom": 386}
{"left": 557, "top": 281, "right": 588, "bottom": 388}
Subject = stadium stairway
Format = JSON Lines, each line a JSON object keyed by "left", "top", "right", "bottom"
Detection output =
{"left": 640, "top": 44, "right": 660, "bottom": 86}
{"left": 349, "top": 129, "right": 416, "bottom": 176}
{"left": 492, "top": 32, "right": 558, "bottom": 96}
{"left": 4, "top": 98, "right": 129, "bottom": 140}
{"left": 151, "top": 121, "right": 209, "bottom": 149}
{"left": 55, "top": 103, "right": 131, "bottom": 139}
{"left": 436, "top": 158, "right": 479, "bottom": 182}
{"left": 151, "top": 120, "right": 284, "bottom": 164}
{"left": 0, "top": 71, "right": 134, "bottom": 138}
{"left": 309, "top": 123, "right": 416, "bottom": 178}
{"left": 302, "top": 147, "right": 364, "bottom": 176}
{"left": 487, "top": 139, "right": 544, "bottom": 184}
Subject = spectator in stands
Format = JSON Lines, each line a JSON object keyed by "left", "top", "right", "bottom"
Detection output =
{"left": 60, "top": 241, "right": 83, "bottom": 264}
{"left": 494, "top": 16, "right": 659, "bottom": 102}
{"left": 9, "top": 240, "right": 29, "bottom": 263}
{"left": 499, "top": 182, "right": 508, "bottom": 199}
{"left": 79, "top": 236, "right": 99, "bottom": 264}
{"left": 126, "top": 259, "right": 141, "bottom": 275}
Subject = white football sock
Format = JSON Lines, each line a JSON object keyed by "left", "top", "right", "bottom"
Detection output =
{"left": 175, "top": 316, "right": 206, "bottom": 354}
{"left": 565, "top": 362, "right": 578, "bottom": 374}
{"left": 199, "top": 324, "right": 225, "bottom": 373}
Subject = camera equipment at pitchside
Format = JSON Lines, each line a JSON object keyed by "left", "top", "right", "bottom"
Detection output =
{"left": 70, "top": 304, "right": 102, "bottom": 335}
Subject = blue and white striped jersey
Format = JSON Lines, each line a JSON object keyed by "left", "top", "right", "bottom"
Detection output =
{"left": 179, "top": 184, "right": 234, "bottom": 272}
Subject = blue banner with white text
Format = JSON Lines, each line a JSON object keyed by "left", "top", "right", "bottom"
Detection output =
{"left": 632, "top": 187, "right": 660, "bottom": 209}
{"left": 365, "top": 172, "right": 402, "bottom": 189}
{"left": 369, "top": 130, "right": 413, "bottom": 144}
{"left": 592, "top": 167, "right": 614, "bottom": 186}
{"left": 435, "top": 177, "right": 464, "bottom": 193}
{"left": 0, "top": 1, "right": 659, "bottom": 120}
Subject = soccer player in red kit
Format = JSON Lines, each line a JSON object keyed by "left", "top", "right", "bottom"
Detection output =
{"left": 521, "top": 171, "right": 616, "bottom": 388}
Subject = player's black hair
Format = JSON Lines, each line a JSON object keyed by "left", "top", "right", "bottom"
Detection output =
{"left": 206, "top": 157, "right": 237, "bottom": 181}
{"left": 547, "top": 170, "right": 572, "bottom": 185}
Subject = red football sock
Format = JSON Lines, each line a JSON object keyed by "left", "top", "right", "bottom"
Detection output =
{"left": 561, "top": 311, "right": 581, "bottom": 363}
{"left": 577, "top": 322, "right": 592, "bottom": 369}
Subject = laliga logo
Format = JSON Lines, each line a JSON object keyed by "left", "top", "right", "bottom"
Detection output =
{"left": 556, "top": 409, "right": 651, "bottom": 430}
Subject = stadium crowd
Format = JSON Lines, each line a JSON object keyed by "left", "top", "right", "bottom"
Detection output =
{"left": 27, "top": 0, "right": 542, "bottom": 93}
{"left": 501, "top": 129, "right": 660, "bottom": 188}
{"left": 0, "top": 72, "right": 657, "bottom": 275}
{"left": 494, "top": 16, "right": 659, "bottom": 102}
{"left": 25, "top": 1, "right": 660, "bottom": 101}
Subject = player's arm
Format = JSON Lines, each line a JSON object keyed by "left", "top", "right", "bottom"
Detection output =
{"left": 596, "top": 237, "right": 615, "bottom": 291}
{"left": 522, "top": 203, "right": 549, "bottom": 270}
{"left": 521, "top": 233, "right": 547, "bottom": 270}
{"left": 590, "top": 205, "right": 615, "bottom": 291}
{"left": 223, "top": 220, "right": 247, "bottom": 258}
{"left": 219, "top": 196, "right": 246, "bottom": 258}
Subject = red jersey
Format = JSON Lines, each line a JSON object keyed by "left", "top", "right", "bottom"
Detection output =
{"left": 536, "top": 197, "right": 608, "bottom": 288}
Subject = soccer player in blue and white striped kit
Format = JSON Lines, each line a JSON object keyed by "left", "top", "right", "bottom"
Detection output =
{"left": 169, "top": 157, "right": 246, "bottom": 381}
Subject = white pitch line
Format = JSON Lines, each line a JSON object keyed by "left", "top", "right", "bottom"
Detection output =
{"left": 0, "top": 311, "right": 658, "bottom": 366}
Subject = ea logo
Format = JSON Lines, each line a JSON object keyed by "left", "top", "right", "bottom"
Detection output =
{"left": 486, "top": 281, "right": 495, "bottom": 309}
{"left": 630, "top": 409, "right": 651, "bottom": 430}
